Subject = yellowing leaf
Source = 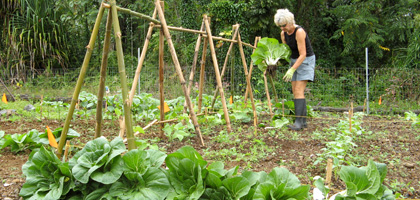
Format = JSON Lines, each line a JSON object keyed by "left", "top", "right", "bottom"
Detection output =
{"left": 378, "top": 96, "right": 382, "bottom": 105}
{"left": 47, "top": 126, "right": 58, "bottom": 148}
{"left": 229, "top": 96, "right": 233, "bottom": 104}
{"left": 157, "top": 102, "right": 170, "bottom": 113}
{"left": 2, "top": 93, "right": 7, "bottom": 104}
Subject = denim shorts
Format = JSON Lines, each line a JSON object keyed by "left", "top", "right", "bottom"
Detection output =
{"left": 290, "top": 55, "right": 316, "bottom": 82}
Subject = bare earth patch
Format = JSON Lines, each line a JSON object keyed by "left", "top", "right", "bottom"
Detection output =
{"left": 1, "top": 115, "right": 419, "bottom": 199}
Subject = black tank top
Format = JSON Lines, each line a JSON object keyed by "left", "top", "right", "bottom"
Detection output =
{"left": 284, "top": 26, "right": 314, "bottom": 59}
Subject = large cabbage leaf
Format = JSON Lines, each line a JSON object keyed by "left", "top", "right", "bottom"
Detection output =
{"left": 69, "top": 137, "right": 125, "bottom": 184}
{"left": 20, "top": 146, "right": 74, "bottom": 200}
{"left": 253, "top": 167, "right": 310, "bottom": 200}
{"left": 251, "top": 37, "right": 291, "bottom": 72}
{"left": 107, "top": 149, "right": 170, "bottom": 200}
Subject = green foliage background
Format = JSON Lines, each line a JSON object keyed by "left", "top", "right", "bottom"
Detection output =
{"left": 1, "top": 0, "right": 419, "bottom": 107}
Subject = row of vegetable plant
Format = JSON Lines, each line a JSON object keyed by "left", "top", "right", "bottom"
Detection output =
{"left": 19, "top": 136, "right": 396, "bottom": 200}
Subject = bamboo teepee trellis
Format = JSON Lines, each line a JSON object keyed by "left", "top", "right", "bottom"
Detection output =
{"left": 57, "top": 0, "right": 263, "bottom": 157}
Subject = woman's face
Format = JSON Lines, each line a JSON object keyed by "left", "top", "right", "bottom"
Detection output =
{"left": 279, "top": 22, "right": 291, "bottom": 32}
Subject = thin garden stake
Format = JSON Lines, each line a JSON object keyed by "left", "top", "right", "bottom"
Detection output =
{"left": 197, "top": 33, "right": 209, "bottom": 113}
{"left": 128, "top": 8, "right": 157, "bottom": 105}
{"left": 95, "top": 9, "right": 113, "bottom": 138}
{"left": 183, "top": 20, "right": 205, "bottom": 115}
{"left": 237, "top": 30, "right": 258, "bottom": 127}
{"left": 244, "top": 36, "right": 260, "bottom": 103}
{"left": 110, "top": 0, "right": 135, "bottom": 150}
{"left": 57, "top": 4, "right": 105, "bottom": 158}
{"left": 159, "top": 1, "right": 165, "bottom": 138}
{"left": 203, "top": 14, "right": 232, "bottom": 133}
{"left": 155, "top": 0, "right": 205, "bottom": 145}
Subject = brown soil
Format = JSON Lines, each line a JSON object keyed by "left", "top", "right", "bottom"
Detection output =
{"left": 1, "top": 115, "right": 419, "bottom": 199}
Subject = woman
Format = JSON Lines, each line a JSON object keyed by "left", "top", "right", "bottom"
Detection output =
{"left": 275, "top": 9, "right": 315, "bottom": 130}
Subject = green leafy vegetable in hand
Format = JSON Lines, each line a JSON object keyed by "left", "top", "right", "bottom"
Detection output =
{"left": 251, "top": 37, "right": 291, "bottom": 72}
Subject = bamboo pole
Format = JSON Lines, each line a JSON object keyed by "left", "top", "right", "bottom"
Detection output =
{"left": 110, "top": 0, "right": 135, "bottom": 150}
{"left": 0, "top": 78, "right": 15, "bottom": 101}
{"left": 244, "top": 37, "right": 260, "bottom": 103}
{"left": 128, "top": 9, "right": 157, "bottom": 105}
{"left": 95, "top": 10, "right": 113, "bottom": 138}
{"left": 237, "top": 31, "right": 258, "bottom": 127}
{"left": 153, "top": 25, "right": 254, "bottom": 48}
{"left": 197, "top": 33, "right": 209, "bottom": 113}
{"left": 102, "top": 3, "right": 160, "bottom": 24}
{"left": 57, "top": 4, "right": 106, "bottom": 158}
{"left": 203, "top": 14, "right": 232, "bottom": 133}
{"left": 210, "top": 24, "right": 239, "bottom": 109}
{"left": 183, "top": 20, "right": 205, "bottom": 114}
{"left": 263, "top": 70, "right": 273, "bottom": 115}
{"left": 159, "top": 1, "right": 165, "bottom": 138}
{"left": 155, "top": 0, "right": 205, "bottom": 146}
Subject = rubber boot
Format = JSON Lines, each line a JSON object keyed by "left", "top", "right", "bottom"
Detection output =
{"left": 302, "top": 99, "right": 307, "bottom": 128}
{"left": 287, "top": 98, "right": 305, "bottom": 130}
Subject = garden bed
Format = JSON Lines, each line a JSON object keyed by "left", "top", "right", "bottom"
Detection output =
{"left": 1, "top": 113, "right": 419, "bottom": 199}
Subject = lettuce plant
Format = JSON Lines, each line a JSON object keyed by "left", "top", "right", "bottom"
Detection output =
{"left": 19, "top": 146, "right": 74, "bottom": 199}
{"left": 0, "top": 129, "right": 41, "bottom": 152}
{"left": 165, "top": 145, "right": 208, "bottom": 199}
{"left": 251, "top": 37, "right": 291, "bottom": 72}
{"left": 253, "top": 167, "right": 310, "bottom": 200}
{"left": 69, "top": 137, "right": 126, "bottom": 184}
{"left": 330, "top": 160, "right": 395, "bottom": 200}
{"left": 108, "top": 149, "right": 170, "bottom": 200}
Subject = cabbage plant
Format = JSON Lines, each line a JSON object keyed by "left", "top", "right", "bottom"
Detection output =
{"left": 251, "top": 37, "right": 291, "bottom": 72}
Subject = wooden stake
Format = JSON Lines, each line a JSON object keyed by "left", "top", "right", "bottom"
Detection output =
{"left": 58, "top": 4, "right": 105, "bottom": 158}
{"left": 210, "top": 24, "right": 239, "bottom": 109}
{"left": 155, "top": 0, "right": 205, "bottom": 145}
{"left": 110, "top": 0, "right": 135, "bottom": 150}
{"left": 159, "top": 1, "right": 165, "bottom": 138}
{"left": 244, "top": 36, "right": 260, "bottom": 103}
{"left": 183, "top": 20, "right": 205, "bottom": 114}
{"left": 197, "top": 36, "right": 208, "bottom": 113}
{"left": 203, "top": 14, "right": 232, "bottom": 133}
{"left": 128, "top": 9, "right": 157, "bottom": 105}
{"left": 237, "top": 31, "right": 258, "bottom": 127}
{"left": 95, "top": 9, "right": 112, "bottom": 138}
{"left": 363, "top": 98, "right": 366, "bottom": 113}
{"left": 63, "top": 141, "right": 70, "bottom": 162}
{"left": 119, "top": 116, "right": 125, "bottom": 138}
{"left": 325, "top": 158, "right": 333, "bottom": 187}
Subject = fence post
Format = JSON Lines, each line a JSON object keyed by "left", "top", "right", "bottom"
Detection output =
{"left": 366, "top": 48, "right": 369, "bottom": 114}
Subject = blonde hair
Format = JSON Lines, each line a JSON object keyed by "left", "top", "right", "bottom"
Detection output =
{"left": 274, "top": 9, "right": 295, "bottom": 26}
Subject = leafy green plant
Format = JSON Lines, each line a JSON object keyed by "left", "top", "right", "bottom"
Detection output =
{"left": 107, "top": 149, "right": 170, "bottom": 200}
{"left": 165, "top": 146, "right": 207, "bottom": 199}
{"left": 19, "top": 146, "right": 74, "bottom": 199}
{"left": 69, "top": 137, "right": 126, "bottom": 185}
{"left": 405, "top": 111, "right": 420, "bottom": 127}
{"left": 0, "top": 129, "right": 41, "bottom": 152}
{"left": 251, "top": 37, "right": 291, "bottom": 72}
{"left": 329, "top": 160, "right": 395, "bottom": 200}
{"left": 252, "top": 167, "right": 310, "bottom": 200}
